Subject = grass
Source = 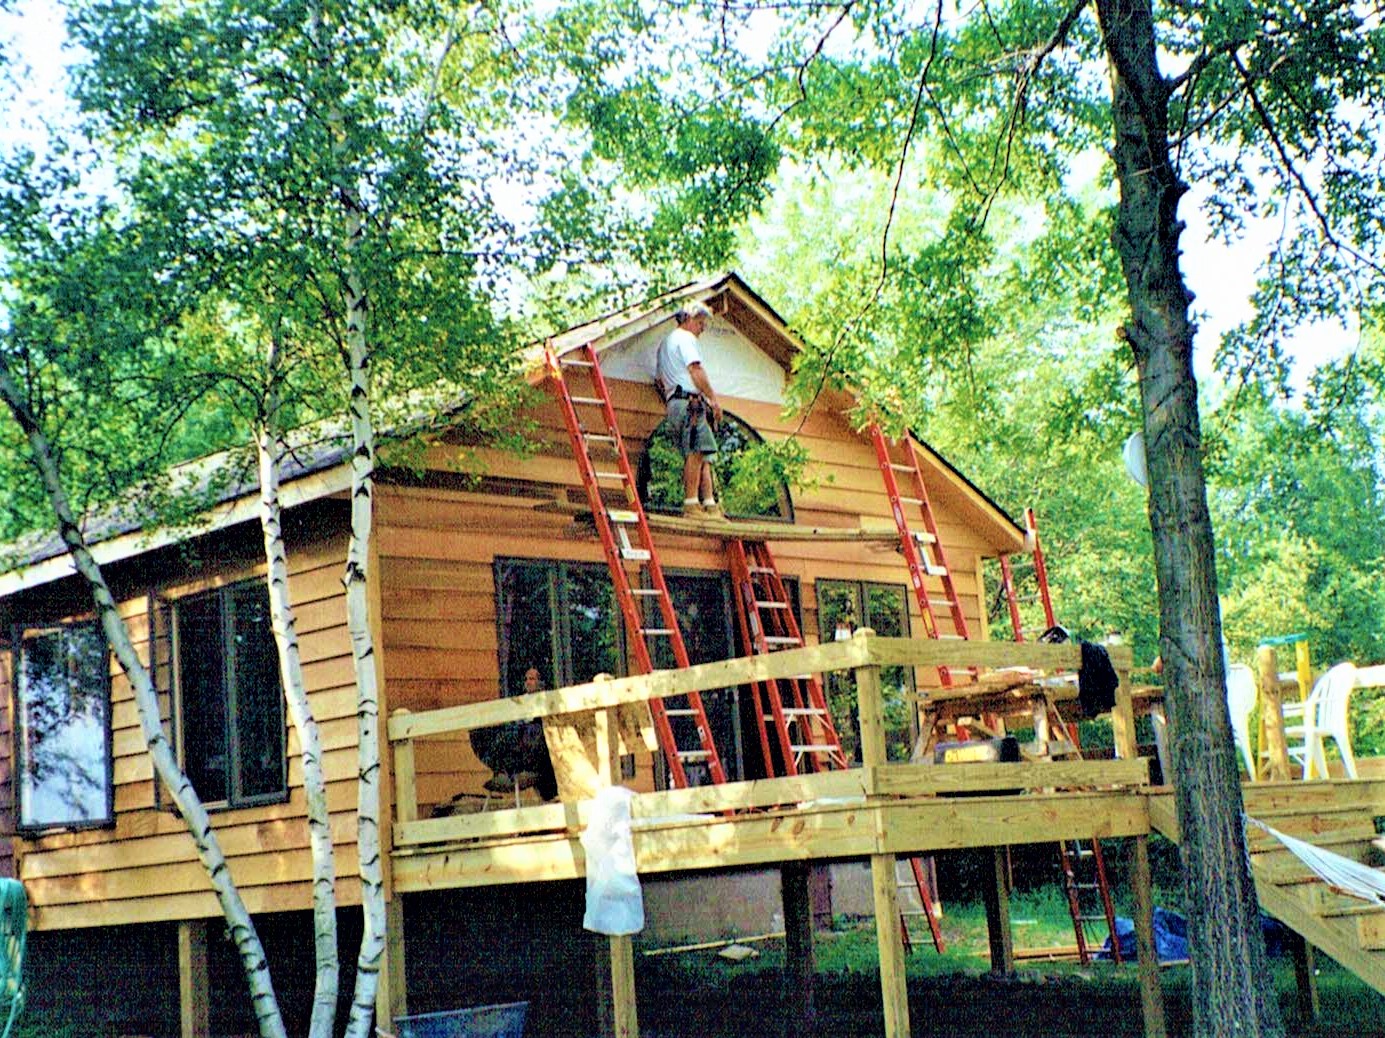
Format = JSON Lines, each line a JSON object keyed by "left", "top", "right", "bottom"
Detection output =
{"left": 634, "top": 892, "right": 1385, "bottom": 1037}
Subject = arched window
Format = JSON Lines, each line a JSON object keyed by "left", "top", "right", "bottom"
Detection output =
{"left": 637, "top": 410, "right": 794, "bottom": 520}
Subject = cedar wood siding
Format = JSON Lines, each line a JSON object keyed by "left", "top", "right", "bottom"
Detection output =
{"left": 4, "top": 508, "right": 364, "bottom": 931}
{"left": 377, "top": 374, "right": 997, "bottom": 813}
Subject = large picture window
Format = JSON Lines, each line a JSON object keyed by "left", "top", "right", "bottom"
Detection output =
{"left": 175, "top": 581, "right": 286, "bottom": 807}
{"left": 16, "top": 620, "right": 113, "bottom": 831}
{"left": 816, "top": 580, "right": 915, "bottom": 762}
{"left": 494, "top": 559, "right": 743, "bottom": 783}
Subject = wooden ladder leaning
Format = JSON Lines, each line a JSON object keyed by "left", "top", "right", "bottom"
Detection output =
{"left": 546, "top": 341, "right": 726, "bottom": 788}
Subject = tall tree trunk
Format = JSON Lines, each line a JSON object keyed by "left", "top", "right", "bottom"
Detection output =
{"left": 342, "top": 206, "right": 388, "bottom": 1038}
{"left": 0, "top": 360, "right": 289, "bottom": 1038}
{"left": 257, "top": 335, "right": 341, "bottom": 1037}
{"left": 1092, "top": 1, "right": 1284, "bottom": 1034}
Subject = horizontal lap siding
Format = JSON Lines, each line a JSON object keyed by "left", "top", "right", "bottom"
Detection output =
{"left": 15, "top": 530, "right": 359, "bottom": 930}
{"left": 377, "top": 378, "right": 997, "bottom": 813}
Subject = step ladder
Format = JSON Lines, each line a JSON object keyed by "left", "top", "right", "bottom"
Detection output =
{"left": 546, "top": 341, "right": 726, "bottom": 789}
{"left": 727, "top": 539, "right": 848, "bottom": 776}
{"left": 869, "top": 425, "right": 972, "bottom": 687}
{"left": 896, "top": 856, "right": 946, "bottom": 955}
{"left": 998, "top": 507, "right": 1056, "bottom": 642}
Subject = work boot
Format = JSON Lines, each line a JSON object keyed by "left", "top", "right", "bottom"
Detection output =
{"left": 702, "top": 501, "right": 725, "bottom": 520}
{"left": 682, "top": 501, "right": 708, "bottom": 519}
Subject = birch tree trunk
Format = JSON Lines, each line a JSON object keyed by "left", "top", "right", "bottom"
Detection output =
{"left": 0, "top": 359, "right": 289, "bottom": 1038}
{"left": 1093, "top": 0, "right": 1284, "bottom": 1033}
{"left": 257, "top": 335, "right": 341, "bottom": 1037}
{"left": 341, "top": 206, "right": 388, "bottom": 1037}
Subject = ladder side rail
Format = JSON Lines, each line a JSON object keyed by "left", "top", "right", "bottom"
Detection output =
{"left": 1092, "top": 839, "right": 1121, "bottom": 965}
{"left": 998, "top": 553, "right": 1025, "bottom": 642}
{"left": 1025, "top": 506, "right": 1057, "bottom": 629}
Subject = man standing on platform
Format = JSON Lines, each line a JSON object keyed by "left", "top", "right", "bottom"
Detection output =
{"left": 655, "top": 301, "right": 724, "bottom": 519}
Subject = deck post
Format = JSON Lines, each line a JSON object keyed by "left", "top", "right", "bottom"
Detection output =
{"left": 1255, "top": 646, "right": 1291, "bottom": 780}
{"left": 591, "top": 702, "right": 639, "bottom": 1038}
{"left": 781, "top": 861, "right": 817, "bottom": 1033}
{"left": 1111, "top": 663, "right": 1138, "bottom": 761}
{"left": 856, "top": 631, "right": 911, "bottom": 1038}
{"left": 178, "top": 918, "right": 210, "bottom": 1038}
{"left": 377, "top": 894, "right": 408, "bottom": 1028}
{"left": 982, "top": 847, "right": 1014, "bottom": 975}
{"left": 1132, "top": 835, "right": 1168, "bottom": 1038}
{"left": 1287, "top": 930, "right": 1320, "bottom": 1023}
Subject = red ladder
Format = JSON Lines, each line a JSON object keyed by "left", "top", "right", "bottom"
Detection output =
{"left": 726, "top": 539, "right": 848, "bottom": 776}
{"left": 546, "top": 342, "right": 726, "bottom": 788}
{"left": 998, "top": 507, "right": 1057, "bottom": 642}
{"left": 869, "top": 425, "right": 972, "bottom": 686}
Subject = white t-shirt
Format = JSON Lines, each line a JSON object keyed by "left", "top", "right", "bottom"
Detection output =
{"left": 655, "top": 327, "right": 703, "bottom": 397}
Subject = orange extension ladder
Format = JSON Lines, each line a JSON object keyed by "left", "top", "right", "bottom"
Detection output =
{"left": 869, "top": 425, "right": 973, "bottom": 686}
{"left": 546, "top": 341, "right": 726, "bottom": 788}
{"left": 998, "top": 507, "right": 1057, "bottom": 642}
{"left": 727, "top": 538, "right": 848, "bottom": 776}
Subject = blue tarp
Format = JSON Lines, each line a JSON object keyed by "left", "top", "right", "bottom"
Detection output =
{"left": 1099, "top": 908, "right": 1290, "bottom": 962}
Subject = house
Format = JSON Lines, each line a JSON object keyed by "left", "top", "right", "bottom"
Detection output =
{"left": 0, "top": 273, "right": 1103, "bottom": 1036}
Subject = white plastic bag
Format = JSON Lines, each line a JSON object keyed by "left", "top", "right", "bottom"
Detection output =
{"left": 581, "top": 785, "right": 644, "bottom": 935}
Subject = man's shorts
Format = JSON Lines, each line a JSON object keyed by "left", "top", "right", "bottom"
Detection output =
{"left": 667, "top": 397, "right": 718, "bottom": 458}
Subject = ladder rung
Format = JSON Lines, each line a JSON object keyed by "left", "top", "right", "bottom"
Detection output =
{"left": 571, "top": 397, "right": 605, "bottom": 407}
{"left": 748, "top": 565, "right": 775, "bottom": 575}
{"left": 927, "top": 598, "right": 957, "bottom": 610}
{"left": 608, "top": 509, "right": 639, "bottom": 523}
{"left": 664, "top": 708, "right": 697, "bottom": 717}
{"left": 585, "top": 433, "right": 617, "bottom": 443}
{"left": 782, "top": 708, "right": 826, "bottom": 717}
{"left": 594, "top": 471, "right": 628, "bottom": 482}
{"left": 640, "top": 627, "right": 673, "bottom": 636}
{"left": 560, "top": 357, "right": 594, "bottom": 367}
{"left": 764, "top": 636, "right": 800, "bottom": 646}
{"left": 791, "top": 743, "right": 840, "bottom": 753}
{"left": 621, "top": 548, "right": 652, "bottom": 561}
{"left": 678, "top": 750, "right": 712, "bottom": 761}
{"left": 889, "top": 462, "right": 914, "bottom": 472}
{"left": 899, "top": 496, "right": 923, "bottom": 505}
{"left": 754, "top": 601, "right": 788, "bottom": 610}
{"left": 631, "top": 588, "right": 662, "bottom": 597}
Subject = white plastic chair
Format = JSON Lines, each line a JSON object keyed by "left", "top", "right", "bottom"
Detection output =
{"left": 1225, "top": 664, "right": 1258, "bottom": 778}
{"left": 1282, "top": 662, "right": 1359, "bottom": 780}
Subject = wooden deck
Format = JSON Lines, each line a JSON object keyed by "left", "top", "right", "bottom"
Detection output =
{"left": 385, "top": 632, "right": 1168, "bottom": 1038}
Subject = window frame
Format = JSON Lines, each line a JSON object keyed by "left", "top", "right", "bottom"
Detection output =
{"left": 172, "top": 579, "right": 288, "bottom": 810}
{"left": 12, "top": 618, "right": 116, "bottom": 835}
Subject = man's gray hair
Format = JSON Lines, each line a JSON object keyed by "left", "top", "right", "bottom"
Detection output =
{"left": 674, "top": 301, "right": 713, "bottom": 325}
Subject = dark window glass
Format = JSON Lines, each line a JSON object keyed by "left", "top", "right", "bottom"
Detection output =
{"left": 816, "top": 580, "right": 914, "bottom": 762}
{"left": 16, "top": 621, "right": 113, "bottom": 830}
{"left": 176, "top": 581, "right": 285, "bottom": 806}
{"left": 495, "top": 560, "right": 557, "bottom": 696}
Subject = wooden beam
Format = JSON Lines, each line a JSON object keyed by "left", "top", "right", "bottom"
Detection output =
{"left": 1132, "top": 836, "right": 1168, "bottom": 1038}
{"left": 1111, "top": 666, "right": 1138, "bottom": 760}
{"left": 178, "top": 919, "right": 210, "bottom": 1038}
{"left": 378, "top": 894, "right": 407, "bottom": 1028}
{"left": 1286, "top": 930, "right": 1320, "bottom": 1024}
{"left": 1256, "top": 646, "right": 1291, "bottom": 781}
{"left": 982, "top": 847, "right": 1014, "bottom": 975}
{"left": 541, "top": 500, "right": 908, "bottom": 543}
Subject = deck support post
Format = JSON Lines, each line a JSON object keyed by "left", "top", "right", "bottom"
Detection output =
{"left": 982, "top": 847, "right": 1014, "bottom": 975}
{"left": 1132, "top": 835, "right": 1168, "bottom": 1038}
{"left": 1111, "top": 664, "right": 1138, "bottom": 761}
{"left": 856, "top": 632, "right": 911, "bottom": 1038}
{"left": 377, "top": 894, "right": 408, "bottom": 1028}
{"left": 1287, "top": 930, "right": 1320, "bottom": 1023}
{"left": 178, "top": 918, "right": 210, "bottom": 1038}
{"left": 781, "top": 861, "right": 816, "bottom": 1034}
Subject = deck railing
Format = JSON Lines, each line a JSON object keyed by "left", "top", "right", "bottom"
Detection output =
{"left": 385, "top": 631, "right": 1144, "bottom": 850}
